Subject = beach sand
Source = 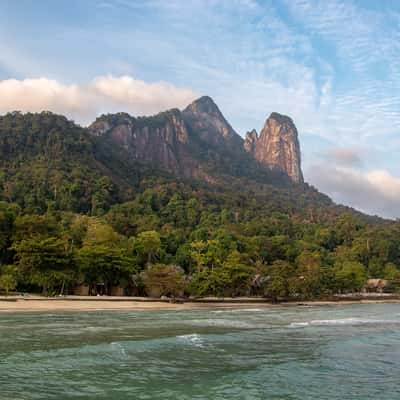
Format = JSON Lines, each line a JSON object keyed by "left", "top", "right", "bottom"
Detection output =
{"left": 0, "top": 296, "right": 210, "bottom": 313}
{"left": 0, "top": 296, "right": 274, "bottom": 313}
{"left": 1, "top": 295, "right": 400, "bottom": 313}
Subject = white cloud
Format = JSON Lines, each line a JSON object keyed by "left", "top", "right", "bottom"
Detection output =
{"left": 0, "top": 76, "right": 197, "bottom": 125}
{"left": 91, "top": 75, "right": 196, "bottom": 114}
{"left": 325, "top": 147, "right": 362, "bottom": 167}
{"left": 307, "top": 165, "right": 400, "bottom": 219}
{"left": 284, "top": 0, "right": 400, "bottom": 73}
{"left": 367, "top": 170, "right": 400, "bottom": 203}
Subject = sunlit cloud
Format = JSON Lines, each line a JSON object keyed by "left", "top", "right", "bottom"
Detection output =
{"left": 307, "top": 165, "right": 400, "bottom": 219}
{"left": 0, "top": 76, "right": 197, "bottom": 125}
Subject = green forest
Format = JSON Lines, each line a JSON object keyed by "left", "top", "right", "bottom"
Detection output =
{"left": 0, "top": 112, "right": 399, "bottom": 300}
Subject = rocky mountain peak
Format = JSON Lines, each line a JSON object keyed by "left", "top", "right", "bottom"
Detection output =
{"left": 183, "top": 96, "right": 239, "bottom": 143}
{"left": 268, "top": 112, "right": 294, "bottom": 125}
{"left": 244, "top": 112, "right": 303, "bottom": 184}
{"left": 89, "top": 112, "right": 135, "bottom": 137}
{"left": 244, "top": 129, "right": 258, "bottom": 153}
{"left": 184, "top": 96, "right": 221, "bottom": 115}
{"left": 87, "top": 97, "right": 303, "bottom": 186}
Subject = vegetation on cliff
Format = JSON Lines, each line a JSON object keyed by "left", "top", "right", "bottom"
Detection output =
{"left": 0, "top": 111, "right": 398, "bottom": 299}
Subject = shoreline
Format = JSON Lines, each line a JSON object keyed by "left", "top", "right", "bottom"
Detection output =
{"left": 1, "top": 295, "right": 400, "bottom": 313}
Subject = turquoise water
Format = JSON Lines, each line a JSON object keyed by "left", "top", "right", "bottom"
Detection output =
{"left": 1, "top": 304, "right": 400, "bottom": 399}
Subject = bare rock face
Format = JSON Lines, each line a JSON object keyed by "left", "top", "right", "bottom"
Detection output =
{"left": 89, "top": 110, "right": 197, "bottom": 178}
{"left": 182, "top": 96, "right": 242, "bottom": 148}
{"left": 88, "top": 98, "right": 304, "bottom": 186}
{"left": 247, "top": 112, "right": 303, "bottom": 183}
{"left": 129, "top": 110, "right": 188, "bottom": 174}
{"left": 244, "top": 129, "right": 258, "bottom": 153}
{"left": 89, "top": 108, "right": 221, "bottom": 182}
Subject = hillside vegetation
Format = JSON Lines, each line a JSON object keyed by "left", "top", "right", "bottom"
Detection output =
{"left": 0, "top": 111, "right": 398, "bottom": 299}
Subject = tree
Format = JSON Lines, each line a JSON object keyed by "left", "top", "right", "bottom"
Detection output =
{"left": 334, "top": 261, "right": 367, "bottom": 293}
{"left": 189, "top": 238, "right": 230, "bottom": 273}
{"left": 91, "top": 177, "right": 116, "bottom": 216}
{"left": 0, "top": 203, "right": 16, "bottom": 264}
{"left": 290, "top": 251, "right": 324, "bottom": 299}
{"left": 85, "top": 219, "right": 121, "bottom": 245}
{"left": 0, "top": 265, "right": 18, "bottom": 296}
{"left": 11, "top": 237, "right": 74, "bottom": 295}
{"left": 189, "top": 240, "right": 208, "bottom": 273}
{"left": 186, "top": 198, "right": 200, "bottom": 227}
{"left": 264, "top": 260, "right": 294, "bottom": 301}
{"left": 383, "top": 263, "right": 400, "bottom": 280}
{"left": 141, "top": 264, "right": 185, "bottom": 298}
{"left": 189, "top": 251, "right": 253, "bottom": 297}
{"left": 335, "top": 214, "right": 361, "bottom": 246}
{"left": 76, "top": 243, "right": 136, "bottom": 292}
{"left": 132, "top": 230, "right": 161, "bottom": 264}
{"left": 217, "top": 250, "right": 253, "bottom": 296}
{"left": 13, "top": 214, "right": 58, "bottom": 241}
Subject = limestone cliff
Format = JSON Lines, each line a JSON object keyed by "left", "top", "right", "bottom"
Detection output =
{"left": 182, "top": 96, "right": 243, "bottom": 148}
{"left": 245, "top": 112, "right": 303, "bottom": 184}
{"left": 89, "top": 109, "right": 207, "bottom": 180}
{"left": 244, "top": 129, "right": 258, "bottom": 153}
{"left": 89, "top": 98, "right": 303, "bottom": 186}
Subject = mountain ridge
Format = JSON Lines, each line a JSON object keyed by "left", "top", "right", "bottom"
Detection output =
{"left": 0, "top": 105, "right": 384, "bottom": 225}
{"left": 88, "top": 96, "right": 301, "bottom": 186}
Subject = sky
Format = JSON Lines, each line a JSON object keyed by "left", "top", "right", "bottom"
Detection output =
{"left": 1, "top": 0, "right": 400, "bottom": 218}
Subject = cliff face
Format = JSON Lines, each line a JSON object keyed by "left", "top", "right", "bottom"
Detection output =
{"left": 89, "top": 109, "right": 212, "bottom": 180}
{"left": 89, "top": 96, "right": 245, "bottom": 182}
{"left": 245, "top": 113, "right": 303, "bottom": 184}
{"left": 182, "top": 96, "right": 242, "bottom": 148}
{"left": 244, "top": 129, "right": 258, "bottom": 153}
{"left": 89, "top": 98, "right": 303, "bottom": 185}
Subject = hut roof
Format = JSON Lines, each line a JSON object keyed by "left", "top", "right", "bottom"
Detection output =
{"left": 365, "top": 279, "right": 388, "bottom": 288}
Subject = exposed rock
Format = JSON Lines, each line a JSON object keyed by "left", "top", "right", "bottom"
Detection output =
{"left": 182, "top": 96, "right": 243, "bottom": 148}
{"left": 89, "top": 109, "right": 211, "bottom": 181}
{"left": 247, "top": 112, "right": 303, "bottom": 183}
{"left": 88, "top": 98, "right": 304, "bottom": 185}
{"left": 244, "top": 129, "right": 258, "bottom": 153}
{"left": 89, "top": 112, "right": 133, "bottom": 137}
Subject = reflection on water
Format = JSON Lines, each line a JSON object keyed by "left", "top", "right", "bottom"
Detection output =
{"left": 1, "top": 304, "right": 400, "bottom": 399}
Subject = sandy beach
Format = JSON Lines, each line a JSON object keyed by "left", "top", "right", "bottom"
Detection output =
{"left": 0, "top": 296, "right": 273, "bottom": 313}
{"left": 1, "top": 295, "right": 400, "bottom": 313}
{"left": 0, "top": 299, "right": 191, "bottom": 313}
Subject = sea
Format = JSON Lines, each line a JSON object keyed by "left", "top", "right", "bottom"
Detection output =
{"left": 1, "top": 303, "right": 400, "bottom": 399}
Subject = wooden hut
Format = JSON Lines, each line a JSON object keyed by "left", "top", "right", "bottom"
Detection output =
{"left": 110, "top": 286, "right": 125, "bottom": 296}
{"left": 363, "top": 279, "right": 388, "bottom": 293}
{"left": 73, "top": 283, "right": 90, "bottom": 296}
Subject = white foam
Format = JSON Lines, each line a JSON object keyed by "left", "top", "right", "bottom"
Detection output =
{"left": 110, "top": 342, "right": 127, "bottom": 357}
{"left": 211, "top": 308, "right": 265, "bottom": 313}
{"left": 289, "top": 322, "right": 310, "bottom": 328}
{"left": 177, "top": 333, "right": 204, "bottom": 348}
{"left": 188, "top": 319, "right": 256, "bottom": 328}
{"left": 82, "top": 326, "right": 118, "bottom": 332}
{"left": 289, "top": 318, "right": 400, "bottom": 328}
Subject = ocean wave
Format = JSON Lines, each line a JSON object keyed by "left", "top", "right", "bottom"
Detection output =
{"left": 110, "top": 341, "right": 128, "bottom": 357}
{"left": 176, "top": 333, "right": 204, "bottom": 348}
{"left": 81, "top": 326, "right": 120, "bottom": 332}
{"left": 289, "top": 322, "right": 310, "bottom": 328}
{"left": 289, "top": 318, "right": 400, "bottom": 328}
{"left": 51, "top": 326, "right": 120, "bottom": 336}
{"left": 187, "top": 319, "right": 256, "bottom": 328}
{"left": 211, "top": 308, "right": 266, "bottom": 313}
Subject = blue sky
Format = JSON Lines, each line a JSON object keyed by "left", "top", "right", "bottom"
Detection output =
{"left": 1, "top": 0, "right": 400, "bottom": 217}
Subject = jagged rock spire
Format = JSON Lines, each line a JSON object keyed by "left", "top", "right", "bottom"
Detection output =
{"left": 245, "top": 112, "right": 303, "bottom": 183}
